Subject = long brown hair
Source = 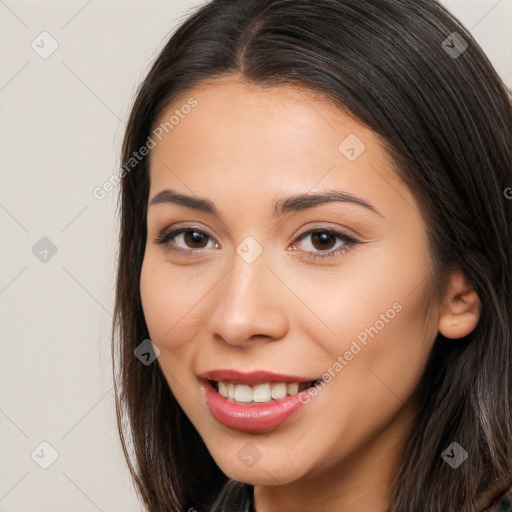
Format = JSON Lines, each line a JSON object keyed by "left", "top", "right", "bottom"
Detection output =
{"left": 112, "top": 1, "right": 512, "bottom": 510}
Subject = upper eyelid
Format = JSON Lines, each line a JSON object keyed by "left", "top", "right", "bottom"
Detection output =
{"left": 158, "top": 224, "right": 217, "bottom": 242}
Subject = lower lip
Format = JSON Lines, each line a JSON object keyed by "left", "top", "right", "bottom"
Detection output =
{"left": 201, "top": 380, "right": 314, "bottom": 432}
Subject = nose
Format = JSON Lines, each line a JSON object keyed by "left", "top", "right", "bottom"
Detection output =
{"left": 206, "top": 248, "right": 289, "bottom": 348}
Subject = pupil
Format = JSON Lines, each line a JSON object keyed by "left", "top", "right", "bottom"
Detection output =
{"left": 185, "top": 230, "right": 207, "bottom": 248}
{"left": 312, "top": 232, "right": 334, "bottom": 251}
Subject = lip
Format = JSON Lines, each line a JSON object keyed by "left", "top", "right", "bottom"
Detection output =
{"left": 199, "top": 373, "right": 321, "bottom": 432}
{"left": 198, "top": 369, "right": 316, "bottom": 385}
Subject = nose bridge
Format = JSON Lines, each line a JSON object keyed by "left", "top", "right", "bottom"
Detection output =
{"left": 229, "top": 242, "right": 269, "bottom": 303}
{"left": 208, "top": 240, "right": 288, "bottom": 345}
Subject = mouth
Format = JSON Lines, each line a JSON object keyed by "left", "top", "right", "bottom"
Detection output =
{"left": 198, "top": 369, "right": 324, "bottom": 432}
{"left": 209, "top": 379, "right": 321, "bottom": 404}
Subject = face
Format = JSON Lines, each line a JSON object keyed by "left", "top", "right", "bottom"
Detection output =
{"left": 140, "top": 74, "right": 440, "bottom": 494}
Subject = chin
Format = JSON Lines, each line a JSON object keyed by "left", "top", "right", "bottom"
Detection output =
{"left": 205, "top": 437, "right": 309, "bottom": 486}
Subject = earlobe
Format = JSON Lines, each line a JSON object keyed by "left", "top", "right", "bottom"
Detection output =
{"left": 438, "top": 269, "right": 481, "bottom": 339}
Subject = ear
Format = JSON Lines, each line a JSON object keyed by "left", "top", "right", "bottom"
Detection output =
{"left": 438, "top": 269, "right": 480, "bottom": 339}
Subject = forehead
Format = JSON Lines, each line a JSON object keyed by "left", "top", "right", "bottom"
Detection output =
{"left": 148, "top": 74, "right": 417, "bottom": 220}
{"left": 151, "top": 74, "right": 373, "bottom": 156}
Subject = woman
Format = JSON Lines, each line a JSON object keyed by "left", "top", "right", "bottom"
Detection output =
{"left": 111, "top": 0, "right": 512, "bottom": 510}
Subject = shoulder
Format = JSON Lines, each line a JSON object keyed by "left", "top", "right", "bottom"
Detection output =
{"left": 480, "top": 484, "right": 512, "bottom": 512}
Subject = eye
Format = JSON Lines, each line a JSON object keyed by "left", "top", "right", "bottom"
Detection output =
{"left": 153, "top": 226, "right": 219, "bottom": 254}
{"left": 153, "top": 225, "right": 359, "bottom": 260}
{"left": 290, "top": 228, "right": 359, "bottom": 260}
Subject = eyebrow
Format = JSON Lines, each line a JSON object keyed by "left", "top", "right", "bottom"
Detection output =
{"left": 149, "top": 188, "right": 383, "bottom": 218}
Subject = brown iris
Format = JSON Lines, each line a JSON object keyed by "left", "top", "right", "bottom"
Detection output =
{"left": 184, "top": 230, "right": 209, "bottom": 248}
{"left": 309, "top": 231, "right": 337, "bottom": 251}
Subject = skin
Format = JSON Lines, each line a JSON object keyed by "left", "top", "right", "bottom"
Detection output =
{"left": 139, "top": 74, "right": 480, "bottom": 512}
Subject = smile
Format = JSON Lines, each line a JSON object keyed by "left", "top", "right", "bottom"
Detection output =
{"left": 199, "top": 369, "right": 323, "bottom": 432}
{"left": 213, "top": 380, "right": 317, "bottom": 403}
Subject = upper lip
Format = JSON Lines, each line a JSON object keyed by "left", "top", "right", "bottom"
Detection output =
{"left": 198, "top": 369, "right": 318, "bottom": 385}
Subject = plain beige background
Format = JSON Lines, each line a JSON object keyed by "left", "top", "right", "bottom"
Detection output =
{"left": 0, "top": 1, "right": 510, "bottom": 510}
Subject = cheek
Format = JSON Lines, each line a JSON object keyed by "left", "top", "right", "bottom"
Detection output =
{"left": 301, "top": 227, "right": 436, "bottom": 405}
{"left": 140, "top": 257, "right": 173, "bottom": 342}
{"left": 139, "top": 254, "right": 205, "bottom": 350}
{"left": 139, "top": 255, "right": 204, "bottom": 406}
{"left": 283, "top": 279, "right": 436, "bottom": 474}
{"left": 294, "top": 248, "right": 433, "bottom": 358}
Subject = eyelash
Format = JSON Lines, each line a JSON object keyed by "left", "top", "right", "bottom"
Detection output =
{"left": 153, "top": 226, "right": 359, "bottom": 260}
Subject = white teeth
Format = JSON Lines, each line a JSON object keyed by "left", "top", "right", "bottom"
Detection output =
{"left": 218, "top": 381, "right": 228, "bottom": 398}
{"left": 227, "top": 383, "right": 235, "bottom": 400}
{"left": 253, "top": 383, "right": 271, "bottom": 402}
{"left": 234, "top": 384, "right": 253, "bottom": 403}
{"left": 215, "top": 381, "right": 308, "bottom": 403}
{"left": 286, "top": 382, "right": 299, "bottom": 395}
{"left": 271, "top": 382, "right": 287, "bottom": 400}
